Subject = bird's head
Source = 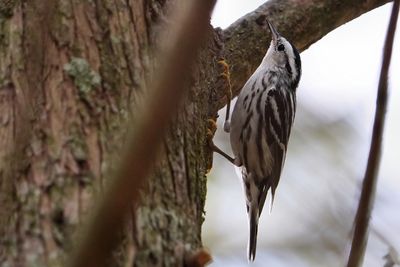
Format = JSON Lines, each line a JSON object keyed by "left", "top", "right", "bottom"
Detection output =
{"left": 265, "top": 20, "right": 301, "bottom": 88}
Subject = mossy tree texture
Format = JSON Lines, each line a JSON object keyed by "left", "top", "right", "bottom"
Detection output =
{"left": 0, "top": 0, "right": 391, "bottom": 266}
{"left": 0, "top": 0, "right": 222, "bottom": 266}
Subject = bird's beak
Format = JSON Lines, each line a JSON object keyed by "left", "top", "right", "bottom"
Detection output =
{"left": 267, "top": 20, "right": 279, "bottom": 43}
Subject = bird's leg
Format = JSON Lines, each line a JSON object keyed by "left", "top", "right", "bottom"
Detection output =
{"left": 218, "top": 59, "right": 232, "bottom": 133}
{"left": 211, "top": 143, "right": 237, "bottom": 165}
{"left": 206, "top": 118, "right": 238, "bottom": 166}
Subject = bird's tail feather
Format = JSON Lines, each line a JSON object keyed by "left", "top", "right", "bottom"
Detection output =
{"left": 248, "top": 205, "right": 259, "bottom": 261}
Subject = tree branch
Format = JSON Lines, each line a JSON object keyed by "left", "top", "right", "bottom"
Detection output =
{"left": 67, "top": 1, "right": 216, "bottom": 266}
{"left": 347, "top": 1, "right": 399, "bottom": 266}
{"left": 219, "top": 0, "right": 391, "bottom": 107}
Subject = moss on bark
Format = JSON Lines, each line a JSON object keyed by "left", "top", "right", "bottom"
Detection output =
{"left": 0, "top": 1, "right": 222, "bottom": 266}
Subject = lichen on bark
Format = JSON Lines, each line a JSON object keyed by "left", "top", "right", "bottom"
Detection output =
{"left": 0, "top": 0, "right": 222, "bottom": 266}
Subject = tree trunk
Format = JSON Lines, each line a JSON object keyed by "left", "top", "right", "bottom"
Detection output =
{"left": 0, "top": 0, "right": 391, "bottom": 266}
{"left": 0, "top": 1, "right": 223, "bottom": 266}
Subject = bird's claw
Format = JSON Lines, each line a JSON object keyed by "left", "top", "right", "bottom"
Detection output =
{"left": 206, "top": 118, "right": 218, "bottom": 145}
{"left": 223, "top": 120, "right": 230, "bottom": 133}
{"left": 206, "top": 118, "right": 218, "bottom": 172}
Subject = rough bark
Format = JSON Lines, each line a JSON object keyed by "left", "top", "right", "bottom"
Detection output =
{"left": 0, "top": 0, "right": 223, "bottom": 266}
{"left": 0, "top": 0, "right": 393, "bottom": 266}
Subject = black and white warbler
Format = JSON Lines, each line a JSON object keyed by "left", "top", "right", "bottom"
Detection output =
{"left": 211, "top": 20, "right": 301, "bottom": 261}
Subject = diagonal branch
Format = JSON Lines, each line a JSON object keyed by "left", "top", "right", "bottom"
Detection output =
{"left": 347, "top": 1, "right": 399, "bottom": 266}
{"left": 67, "top": 1, "right": 216, "bottom": 266}
{"left": 218, "top": 0, "right": 391, "bottom": 108}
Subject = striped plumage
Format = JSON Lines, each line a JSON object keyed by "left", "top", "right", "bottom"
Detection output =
{"left": 229, "top": 21, "right": 301, "bottom": 261}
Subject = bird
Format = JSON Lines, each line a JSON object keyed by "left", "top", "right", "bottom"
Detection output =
{"left": 209, "top": 20, "right": 301, "bottom": 261}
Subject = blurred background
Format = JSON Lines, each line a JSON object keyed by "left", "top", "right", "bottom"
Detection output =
{"left": 203, "top": 1, "right": 400, "bottom": 266}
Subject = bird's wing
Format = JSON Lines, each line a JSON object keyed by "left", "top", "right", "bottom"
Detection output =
{"left": 258, "top": 88, "right": 295, "bottom": 215}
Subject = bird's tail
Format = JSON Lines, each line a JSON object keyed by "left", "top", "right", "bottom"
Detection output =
{"left": 248, "top": 204, "right": 259, "bottom": 261}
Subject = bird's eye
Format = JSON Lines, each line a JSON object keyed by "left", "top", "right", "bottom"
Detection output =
{"left": 277, "top": 44, "right": 285, "bottom": 51}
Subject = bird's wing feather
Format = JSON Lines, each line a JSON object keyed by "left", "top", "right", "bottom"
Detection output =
{"left": 257, "top": 88, "right": 295, "bottom": 215}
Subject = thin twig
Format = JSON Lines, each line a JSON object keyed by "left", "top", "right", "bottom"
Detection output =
{"left": 346, "top": 1, "right": 399, "bottom": 266}
{"left": 67, "top": 1, "right": 216, "bottom": 266}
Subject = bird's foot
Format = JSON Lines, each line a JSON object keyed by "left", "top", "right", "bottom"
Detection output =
{"left": 206, "top": 118, "right": 218, "bottom": 172}
{"left": 206, "top": 118, "right": 237, "bottom": 167}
